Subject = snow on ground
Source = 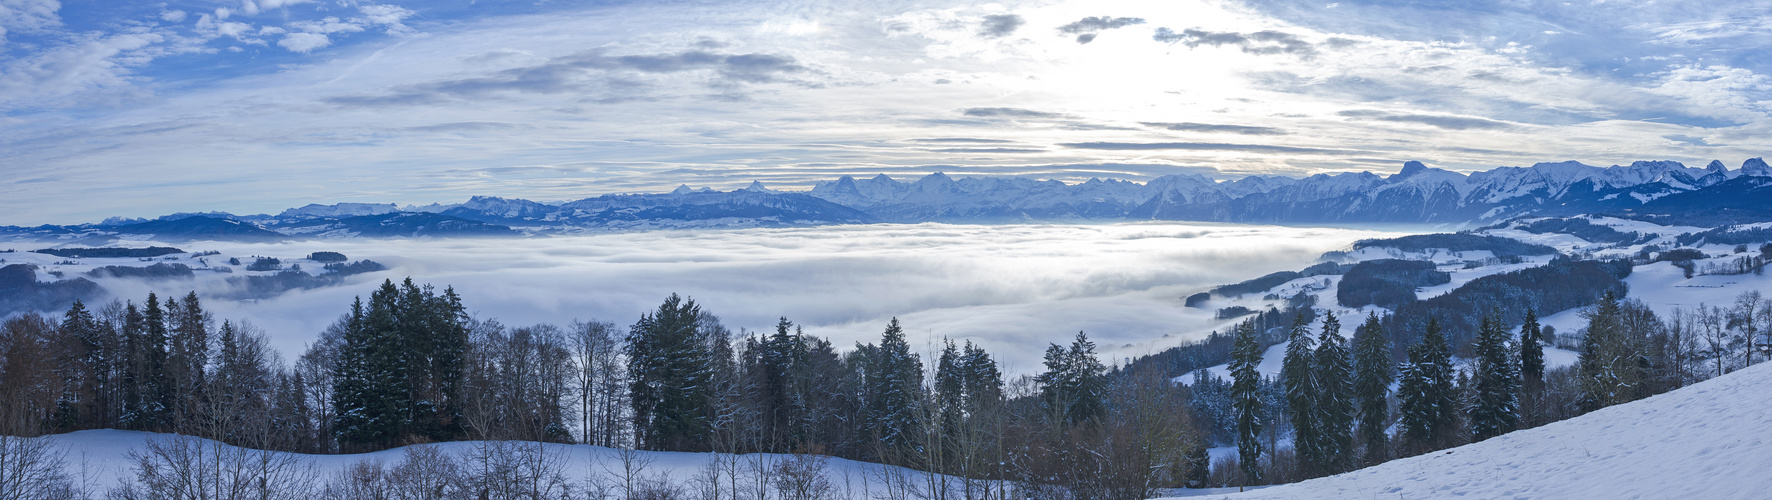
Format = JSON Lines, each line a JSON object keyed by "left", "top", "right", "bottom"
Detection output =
{"left": 1175, "top": 340, "right": 1578, "bottom": 388}
{"left": 1539, "top": 261, "right": 1772, "bottom": 338}
{"left": 1414, "top": 255, "right": 1553, "bottom": 300}
{"left": 34, "top": 430, "right": 939, "bottom": 495}
{"left": 1157, "top": 360, "right": 1772, "bottom": 500}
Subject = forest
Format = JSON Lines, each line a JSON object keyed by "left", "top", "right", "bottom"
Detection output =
{"left": 1, "top": 266, "right": 1770, "bottom": 499}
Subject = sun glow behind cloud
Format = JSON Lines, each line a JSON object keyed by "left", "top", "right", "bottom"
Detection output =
{"left": 2, "top": 0, "right": 1770, "bottom": 224}
{"left": 34, "top": 223, "right": 1405, "bottom": 374}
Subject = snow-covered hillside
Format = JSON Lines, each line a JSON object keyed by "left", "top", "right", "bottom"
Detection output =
{"left": 34, "top": 429, "right": 951, "bottom": 495}
{"left": 1160, "top": 361, "right": 1772, "bottom": 499}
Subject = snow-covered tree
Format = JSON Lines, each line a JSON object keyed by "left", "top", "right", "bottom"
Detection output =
{"left": 1398, "top": 317, "right": 1456, "bottom": 453}
{"left": 1280, "top": 313, "right": 1322, "bottom": 475}
{"left": 1229, "top": 319, "right": 1265, "bottom": 485}
{"left": 1469, "top": 314, "right": 1519, "bottom": 441}
{"left": 1313, "top": 312, "right": 1354, "bottom": 474}
{"left": 1351, "top": 312, "right": 1394, "bottom": 467}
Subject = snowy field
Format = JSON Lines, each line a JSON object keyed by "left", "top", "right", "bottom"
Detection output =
{"left": 1159, "top": 360, "right": 1772, "bottom": 499}
{"left": 5, "top": 222, "right": 1405, "bottom": 375}
{"left": 33, "top": 429, "right": 960, "bottom": 496}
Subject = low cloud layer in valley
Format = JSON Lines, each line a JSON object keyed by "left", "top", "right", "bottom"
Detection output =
{"left": 13, "top": 223, "right": 1404, "bottom": 373}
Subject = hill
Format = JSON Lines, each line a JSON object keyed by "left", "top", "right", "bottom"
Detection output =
{"left": 1161, "top": 361, "right": 1772, "bottom": 499}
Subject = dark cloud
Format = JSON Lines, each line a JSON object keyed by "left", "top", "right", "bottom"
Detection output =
{"left": 1338, "top": 109, "right": 1515, "bottom": 130}
{"left": 1140, "top": 122, "right": 1289, "bottom": 135}
{"left": 324, "top": 48, "right": 808, "bottom": 107}
{"left": 1152, "top": 28, "right": 1316, "bottom": 57}
{"left": 962, "top": 107, "right": 1066, "bottom": 119}
{"left": 1058, "top": 16, "right": 1145, "bottom": 44}
{"left": 1058, "top": 16, "right": 1147, "bottom": 34}
{"left": 979, "top": 14, "right": 1025, "bottom": 38}
{"left": 1059, "top": 142, "right": 1352, "bottom": 154}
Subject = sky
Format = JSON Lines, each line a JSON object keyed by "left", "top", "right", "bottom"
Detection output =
{"left": 4, "top": 0, "right": 1772, "bottom": 224}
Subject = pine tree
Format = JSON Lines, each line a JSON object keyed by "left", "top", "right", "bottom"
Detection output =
{"left": 1229, "top": 319, "right": 1265, "bottom": 485}
{"left": 1351, "top": 313, "right": 1393, "bottom": 466}
{"left": 1469, "top": 314, "right": 1520, "bottom": 441}
{"left": 138, "top": 293, "right": 172, "bottom": 430}
{"left": 1038, "top": 331, "right": 1107, "bottom": 425}
{"left": 1518, "top": 309, "right": 1545, "bottom": 426}
{"left": 1398, "top": 317, "right": 1455, "bottom": 453}
{"left": 1313, "top": 312, "right": 1354, "bottom": 474}
{"left": 626, "top": 293, "right": 715, "bottom": 451}
{"left": 60, "top": 301, "right": 106, "bottom": 427}
{"left": 1579, "top": 291, "right": 1636, "bottom": 412}
{"left": 862, "top": 318, "right": 923, "bottom": 461}
{"left": 1280, "top": 312, "right": 1322, "bottom": 475}
{"left": 959, "top": 341, "right": 1003, "bottom": 410}
{"left": 166, "top": 292, "right": 210, "bottom": 433}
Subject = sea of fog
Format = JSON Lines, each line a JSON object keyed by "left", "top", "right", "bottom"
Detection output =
{"left": 61, "top": 223, "right": 1410, "bottom": 375}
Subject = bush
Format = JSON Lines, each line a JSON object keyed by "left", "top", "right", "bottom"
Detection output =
{"left": 1185, "top": 292, "right": 1211, "bottom": 308}
{"left": 1336, "top": 259, "right": 1450, "bottom": 309}
{"left": 1213, "top": 271, "right": 1301, "bottom": 298}
{"left": 308, "top": 251, "right": 348, "bottom": 263}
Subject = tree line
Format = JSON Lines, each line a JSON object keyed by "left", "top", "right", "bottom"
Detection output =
{"left": 1, "top": 280, "right": 1202, "bottom": 499}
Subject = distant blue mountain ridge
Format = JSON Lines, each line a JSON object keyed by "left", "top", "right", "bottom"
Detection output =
{"left": 7, "top": 158, "right": 1772, "bottom": 242}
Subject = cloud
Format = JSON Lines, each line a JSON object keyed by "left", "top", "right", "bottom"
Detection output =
{"left": 1057, "top": 16, "right": 1145, "bottom": 44}
{"left": 325, "top": 47, "right": 810, "bottom": 105}
{"left": 239, "top": 0, "right": 317, "bottom": 17}
{"left": 1058, "top": 16, "right": 1146, "bottom": 34}
{"left": 1141, "top": 122, "right": 1289, "bottom": 135}
{"left": 0, "top": 0, "right": 61, "bottom": 45}
{"left": 0, "top": 29, "right": 182, "bottom": 111}
{"left": 5, "top": 223, "right": 1396, "bottom": 375}
{"left": 278, "top": 32, "right": 330, "bottom": 53}
{"left": 978, "top": 14, "right": 1023, "bottom": 38}
{"left": 928, "top": 148, "right": 1045, "bottom": 153}
{"left": 1153, "top": 27, "right": 1317, "bottom": 57}
{"left": 961, "top": 107, "right": 1065, "bottom": 119}
{"left": 160, "top": 10, "right": 187, "bottom": 23}
{"left": 1337, "top": 109, "right": 1516, "bottom": 130}
{"left": 908, "top": 138, "right": 1018, "bottom": 144}
{"left": 1060, "top": 142, "right": 1352, "bottom": 154}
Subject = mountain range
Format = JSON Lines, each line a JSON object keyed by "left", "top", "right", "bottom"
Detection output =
{"left": 7, "top": 158, "right": 1770, "bottom": 242}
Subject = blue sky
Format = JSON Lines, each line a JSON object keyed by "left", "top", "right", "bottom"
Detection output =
{"left": 2, "top": 0, "right": 1770, "bottom": 224}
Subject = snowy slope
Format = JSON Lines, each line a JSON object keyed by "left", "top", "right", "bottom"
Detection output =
{"left": 34, "top": 430, "right": 951, "bottom": 494}
{"left": 1160, "top": 361, "right": 1772, "bottom": 500}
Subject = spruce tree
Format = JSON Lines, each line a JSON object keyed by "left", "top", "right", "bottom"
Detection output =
{"left": 863, "top": 318, "right": 923, "bottom": 460}
{"left": 1229, "top": 319, "right": 1265, "bottom": 485}
{"left": 1351, "top": 313, "right": 1393, "bottom": 466}
{"left": 1518, "top": 309, "right": 1545, "bottom": 426}
{"left": 1398, "top": 317, "right": 1455, "bottom": 453}
{"left": 626, "top": 293, "right": 715, "bottom": 451}
{"left": 119, "top": 301, "right": 147, "bottom": 429}
{"left": 1280, "top": 312, "right": 1321, "bottom": 474}
{"left": 1313, "top": 312, "right": 1354, "bottom": 475}
{"left": 1578, "top": 291, "right": 1634, "bottom": 411}
{"left": 166, "top": 292, "right": 209, "bottom": 433}
{"left": 1469, "top": 314, "right": 1520, "bottom": 441}
{"left": 1038, "top": 331, "right": 1107, "bottom": 425}
{"left": 140, "top": 293, "right": 172, "bottom": 429}
{"left": 61, "top": 301, "right": 106, "bottom": 427}
{"left": 959, "top": 341, "right": 1002, "bottom": 410}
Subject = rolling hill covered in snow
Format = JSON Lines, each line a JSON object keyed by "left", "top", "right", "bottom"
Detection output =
{"left": 1160, "top": 360, "right": 1772, "bottom": 499}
